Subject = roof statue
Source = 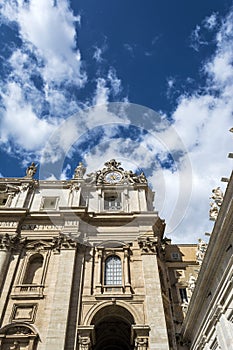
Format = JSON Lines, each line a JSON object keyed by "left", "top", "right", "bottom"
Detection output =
{"left": 73, "top": 162, "right": 86, "bottom": 179}
{"left": 210, "top": 186, "right": 223, "bottom": 206}
{"left": 25, "top": 162, "right": 37, "bottom": 178}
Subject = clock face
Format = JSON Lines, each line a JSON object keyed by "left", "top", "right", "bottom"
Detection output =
{"left": 104, "top": 171, "right": 122, "bottom": 184}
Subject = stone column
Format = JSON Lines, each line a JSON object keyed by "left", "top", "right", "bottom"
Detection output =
{"left": 123, "top": 247, "right": 131, "bottom": 293}
{"left": 0, "top": 234, "right": 12, "bottom": 291}
{"left": 95, "top": 248, "right": 103, "bottom": 294}
{"left": 216, "top": 313, "right": 233, "bottom": 350}
{"left": 138, "top": 236, "right": 170, "bottom": 350}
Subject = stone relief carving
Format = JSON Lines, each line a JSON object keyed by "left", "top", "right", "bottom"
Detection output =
{"left": 138, "top": 236, "right": 158, "bottom": 254}
{"left": 6, "top": 326, "right": 33, "bottom": 335}
{"left": 0, "top": 233, "right": 26, "bottom": 251}
{"left": 196, "top": 238, "right": 208, "bottom": 265}
{"left": 135, "top": 337, "right": 148, "bottom": 350}
{"left": 78, "top": 336, "right": 91, "bottom": 350}
{"left": 85, "top": 159, "right": 148, "bottom": 185}
{"left": 21, "top": 224, "right": 63, "bottom": 231}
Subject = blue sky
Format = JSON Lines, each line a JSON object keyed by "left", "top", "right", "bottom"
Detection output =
{"left": 0, "top": 0, "right": 232, "bottom": 242}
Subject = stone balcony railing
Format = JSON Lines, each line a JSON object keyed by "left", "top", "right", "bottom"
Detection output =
{"left": 11, "top": 284, "right": 44, "bottom": 299}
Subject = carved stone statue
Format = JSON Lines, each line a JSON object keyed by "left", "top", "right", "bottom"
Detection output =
{"left": 138, "top": 172, "right": 147, "bottom": 184}
{"left": 196, "top": 238, "right": 208, "bottom": 265}
{"left": 188, "top": 274, "right": 196, "bottom": 293}
{"left": 211, "top": 186, "right": 223, "bottom": 206}
{"left": 25, "top": 162, "right": 37, "bottom": 178}
{"left": 74, "top": 162, "right": 86, "bottom": 179}
{"left": 209, "top": 201, "right": 219, "bottom": 221}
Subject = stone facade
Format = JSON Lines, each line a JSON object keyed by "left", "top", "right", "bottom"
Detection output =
{"left": 181, "top": 171, "right": 233, "bottom": 350}
{"left": 0, "top": 160, "right": 199, "bottom": 350}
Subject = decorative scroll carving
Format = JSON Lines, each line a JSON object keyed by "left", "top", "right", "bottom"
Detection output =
{"left": 85, "top": 159, "right": 147, "bottom": 185}
{"left": 0, "top": 234, "right": 25, "bottom": 251}
{"left": 0, "top": 184, "right": 20, "bottom": 194}
{"left": 52, "top": 233, "right": 77, "bottom": 252}
{"left": 138, "top": 236, "right": 158, "bottom": 254}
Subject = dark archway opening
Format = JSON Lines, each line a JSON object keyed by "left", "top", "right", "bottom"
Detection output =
{"left": 91, "top": 305, "right": 134, "bottom": 350}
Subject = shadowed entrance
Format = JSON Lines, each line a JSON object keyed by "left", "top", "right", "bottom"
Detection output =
{"left": 91, "top": 305, "right": 134, "bottom": 350}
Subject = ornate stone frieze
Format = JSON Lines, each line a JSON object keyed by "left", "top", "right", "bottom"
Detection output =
{"left": 85, "top": 159, "right": 147, "bottom": 185}
{"left": 138, "top": 236, "right": 158, "bottom": 254}
{"left": 21, "top": 224, "right": 62, "bottom": 231}
{"left": 0, "top": 222, "right": 18, "bottom": 228}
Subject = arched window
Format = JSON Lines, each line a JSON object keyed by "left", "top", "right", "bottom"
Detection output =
{"left": 104, "top": 256, "right": 122, "bottom": 285}
{"left": 23, "top": 254, "right": 44, "bottom": 284}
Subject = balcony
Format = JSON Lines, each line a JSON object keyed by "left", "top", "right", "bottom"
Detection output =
{"left": 11, "top": 284, "right": 44, "bottom": 299}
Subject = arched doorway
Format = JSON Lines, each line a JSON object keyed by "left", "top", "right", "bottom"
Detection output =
{"left": 91, "top": 305, "right": 134, "bottom": 350}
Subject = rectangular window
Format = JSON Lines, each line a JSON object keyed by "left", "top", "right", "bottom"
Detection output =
{"left": 0, "top": 195, "right": 9, "bottom": 207}
{"left": 41, "top": 197, "right": 59, "bottom": 210}
{"left": 171, "top": 252, "right": 180, "bottom": 260}
{"left": 179, "top": 288, "right": 188, "bottom": 303}
{"left": 104, "top": 192, "right": 122, "bottom": 211}
{"left": 174, "top": 269, "right": 185, "bottom": 278}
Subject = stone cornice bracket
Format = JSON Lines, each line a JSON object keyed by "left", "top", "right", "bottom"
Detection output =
{"left": 52, "top": 232, "right": 78, "bottom": 252}
{"left": 0, "top": 233, "right": 26, "bottom": 252}
{"left": 137, "top": 236, "right": 158, "bottom": 254}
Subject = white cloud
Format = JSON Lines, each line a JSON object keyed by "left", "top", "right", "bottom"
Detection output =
{"left": 108, "top": 68, "right": 122, "bottom": 96}
{"left": 1, "top": 0, "right": 85, "bottom": 87}
{"left": 204, "top": 13, "right": 218, "bottom": 30}
{"left": 0, "top": 82, "right": 58, "bottom": 151}
{"left": 93, "top": 47, "right": 104, "bottom": 63}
